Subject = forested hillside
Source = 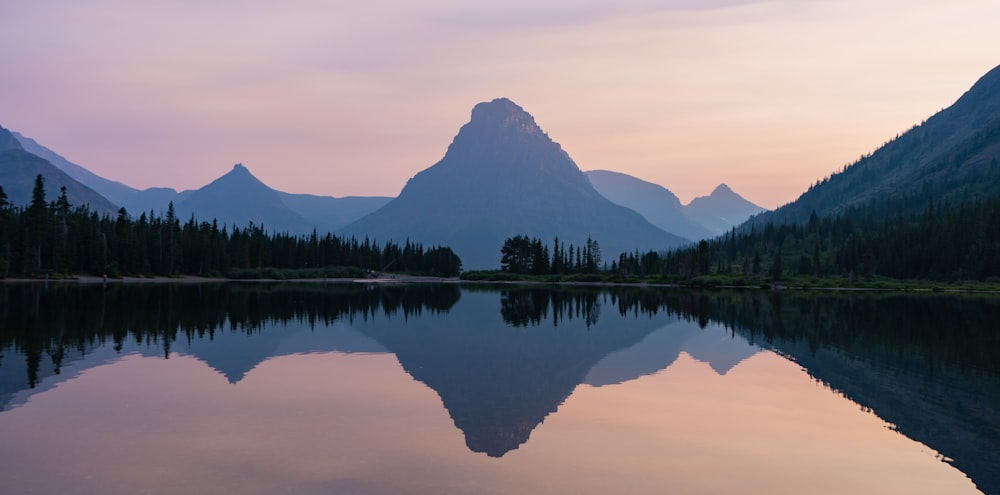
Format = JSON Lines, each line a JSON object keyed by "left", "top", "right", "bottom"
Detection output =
{"left": 750, "top": 63, "right": 1000, "bottom": 227}
{"left": 475, "top": 194, "right": 1000, "bottom": 284}
{"left": 616, "top": 198, "right": 1000, "bottom": 283}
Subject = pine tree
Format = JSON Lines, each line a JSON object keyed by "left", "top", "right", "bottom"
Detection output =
{"left": 27, "top": 174, "right": 48, "bottom": 273}
{"left": 0, "top": 185, "right": 9, "bottom": 277}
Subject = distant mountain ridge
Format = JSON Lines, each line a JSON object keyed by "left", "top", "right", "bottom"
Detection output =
{"left": 174, "top": 164, "right": 315, "bottom": 233}
{"left": 0, "top": 127, "right": 22, "bottom": 152}
{"left": 5, "top": 99, "right": 759, "bottom": 254}
{"left": 340, "top": 98, "right": 689, "bottom": 269}
{"left": 11, "top": 64, "right": 1000, "bottom": 251}
{"left": 585, "top": 170, "right": 764, "bottom": 240}
{"left": 0, "top": 125, "right": 119, "bottom": 215}
{"left": 584, "top": 169, "right": 708, "bottom": 241}
{"left": 277, "top": 192, "right": 392, "bottom": 235}
{"left": 122, "top": 188, "right": 193, "bottom": 217}
{"left": 12, "top": 131, "right": 139, "bottom": 206}
{"left": 6, "top": 131, "right": 390, "bottom": 233}
{"left": 685, "top": 183, "right": 766, "bottom": 235}
{"left": 750, "top": 62, "right": 1000, "bottom": 228}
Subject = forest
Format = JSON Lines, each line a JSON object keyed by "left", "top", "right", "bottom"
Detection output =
{"left": 5, "top": 171, "right": 998, "bottom": 285}
{"left": 475, "top": 196, "right": 1000, "bottom": 285}
{"left": 0, "top": 175, "right": 462, "bottom": 279}
{"left": 497, "top": 235, "right": 602, "bottom": 275}
{"left": 635, "top": 196, "right": 1000, "bottom": 283}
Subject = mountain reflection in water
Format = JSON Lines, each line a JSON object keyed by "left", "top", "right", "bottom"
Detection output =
{"left": 0, "top": 283, "right": 997, "bottom": 494}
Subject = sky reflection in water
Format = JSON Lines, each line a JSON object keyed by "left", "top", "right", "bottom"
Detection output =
{"left": 0, "top": 284, "right": 990, "bottom": 495}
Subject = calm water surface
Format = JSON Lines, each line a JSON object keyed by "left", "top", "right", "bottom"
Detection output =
{"left": 0, "top": 283, "right": 997, "bottom": 494}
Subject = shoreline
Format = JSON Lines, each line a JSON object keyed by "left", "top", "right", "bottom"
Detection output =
{"left": 0, "top": 274, "right": 463, "bottom": 285}
{"left": 2, "top": 274, "right": 998, "bottom": 294}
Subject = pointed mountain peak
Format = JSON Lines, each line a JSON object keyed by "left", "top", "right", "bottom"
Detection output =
{"left": 426, "top": 97, "right": 574, "bottom": 181}
{"left": 219, "top": 163, "right": 260, "bottom": 181}
{"left": 710, "top": 184, "right": 735, "bottom": 196}
{"left": 0, "top": 124, "right": 24, "bottom": 152}
{"left": 468, "top": 98, "right": 543, "bottom": 136}
{"left": 686, "top": 184, "right": 766, "bottom": 235}
{"left": 692, "top": 183, "right": 758, "bottom": 206}
{"left": 177, "top": 162, "right": 314, "bottom": 234}
{"left": 198, "top": 163, "right": 272, "bottom": 194}
{"left": 341, "top": 98, "right": 688, "bottom": 269}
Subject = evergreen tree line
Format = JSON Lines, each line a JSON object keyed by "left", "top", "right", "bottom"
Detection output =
{"left": 617, "top": 197, "right": 1000, "bottom": 282}
{"left": 0, "top": 175, "right": 462, "bottom": 278}
{"left": 499, "top": 235, "right": 602, "bottom": 275}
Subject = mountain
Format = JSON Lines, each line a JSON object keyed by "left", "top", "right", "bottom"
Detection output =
{"left": 97, "top": 175, "right": 388, "bottom": 233}
{"left": 585, "top": 170, "right": 765, "bottom": 240}
{"left": 7, "top": 130, "right": 185, "bottom": 216}
{"left": 685, "top": 184, "right": 766, "bottom": 235}
{"left": 0, "top": 125, "right": 119, "bottom": 215}
{"left": 585, "top": 170, "right": 708, "bottom": 241}
{"left": 7, "top": 129, "right": 186, "bottom": 217}
{"left": 173, "top": 164, "right": 314, "bottom": 233}
{"left": 120, "top": 187, "right": 190, "bottom": 217}
{"left": 277, "top": 192, "right": 392, "bottom": 234}
{"left": 9, "top": 131, "right": 389, "bottom": 233}
{"left": 12, "top": 131, "right": 139, "bottom": 206}
{"left": 112, "top": 175, "right": 391, "bottom": 233}
{"left": 340, "top": 98, "right": 688, "bottom": 269}
{"left": 172, "top": 165, "right": 392, "bottom": 234}
{"left": 0, "top": 127, "right": 21, "bottom": 152}
{"left": 750, "top": 63, "right": 1000, "bottom": 228}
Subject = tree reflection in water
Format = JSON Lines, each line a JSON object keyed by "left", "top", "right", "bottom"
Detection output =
{"left": 0, "top": 283, "right": 997, "bottom": 493}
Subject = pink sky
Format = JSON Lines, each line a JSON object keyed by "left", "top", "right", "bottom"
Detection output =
{"left": 2, "top": 0, "right": 998, "bottom": 209}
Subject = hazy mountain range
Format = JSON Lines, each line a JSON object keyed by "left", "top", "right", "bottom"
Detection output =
{"left": 3, "top": 127, "right": 392, "bottom": 234}
{"left": 1, "top": 104, "right": 763, "bottom": 269}
{"left": 339, "top": 98, "right": 693, "bottom": 268}
{"left": 0, "top": 126, "right": 119, "bottom": 215}
{"left": 5, "top": 62, "right": 1000, "bottom": 270}
{"left": 339, "top": 98, "right": 763, "bottom": 268}
{"left": 585, "top": 170, "right": 764, "bottom": 240}
{"left": 13, "top": 131, "right": 139, "bottom": 207}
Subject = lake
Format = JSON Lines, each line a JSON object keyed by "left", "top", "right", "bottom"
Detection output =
{"left": 1, "top": 282, "right": 997, "bottom": 494}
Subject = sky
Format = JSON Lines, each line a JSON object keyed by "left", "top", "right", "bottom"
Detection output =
{"left": 2, "top": 1, "right": 999, "bottom": 209}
